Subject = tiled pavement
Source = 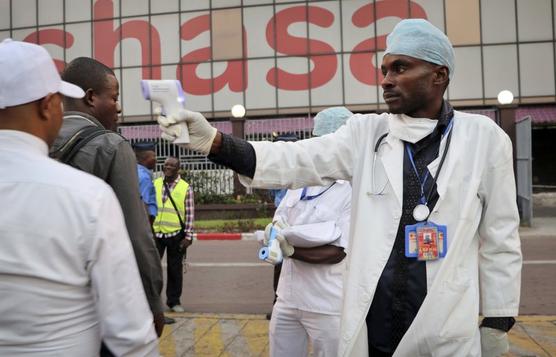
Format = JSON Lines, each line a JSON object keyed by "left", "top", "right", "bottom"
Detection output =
{"left": 158, "top": 313, "right": 556, "bottom": 357}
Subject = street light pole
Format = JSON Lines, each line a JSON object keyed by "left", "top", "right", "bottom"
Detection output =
{"left": 231, "top": 104, "right": 247, "bottom": 197}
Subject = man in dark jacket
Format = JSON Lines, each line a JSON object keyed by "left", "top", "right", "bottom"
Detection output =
{"left": 50, "top": 57, "right": 165, "bottom": 352}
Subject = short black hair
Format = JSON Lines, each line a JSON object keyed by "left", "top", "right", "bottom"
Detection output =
{"left": 61, "top": 57, "right": 115, "bottom": 93}
{"left": 165, "top": 155, "right": 180, "bottom": 163}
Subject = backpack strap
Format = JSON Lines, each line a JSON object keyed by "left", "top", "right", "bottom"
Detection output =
{"left": 50, "top": 126, "right": 110, "bottom": 164}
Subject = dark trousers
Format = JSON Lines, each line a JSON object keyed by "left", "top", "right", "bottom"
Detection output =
{"left": 155, "top": 233, "right": 186, "bottom": 308}
{"left": 272, "top": 262, "right": 282, "bottom": 304}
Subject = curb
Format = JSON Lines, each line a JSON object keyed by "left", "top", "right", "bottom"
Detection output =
{"left": 195, "top": 233, "right": 257, "bottom": 241}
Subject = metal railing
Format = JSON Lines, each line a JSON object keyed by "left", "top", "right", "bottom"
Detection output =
{"left": 120, "top": 116, "right": 313, "bottom": 195}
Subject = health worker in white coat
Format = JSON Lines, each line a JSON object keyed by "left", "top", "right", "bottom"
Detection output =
{"left": 157, "top": 19, "right": 522, "bottom": 357}
{"left": 265, "top": 107, "right": 353, "bottom": 357}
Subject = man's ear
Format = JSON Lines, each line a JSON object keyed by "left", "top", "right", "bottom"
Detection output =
{"left": 433, "top": 66, "right": 449, "bottom": 86}
{"left": 84, "top": 88, "right": 95, "bottom": 108}
{"left": 38, "top": 93, "right": 57, "bottom": 121}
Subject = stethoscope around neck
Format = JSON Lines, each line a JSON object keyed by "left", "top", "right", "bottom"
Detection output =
{"left": 368, "top": 119, "right": 454, "bottom": 197}
{"left": 369, "top": 132, "right": 390, "bottom": 195}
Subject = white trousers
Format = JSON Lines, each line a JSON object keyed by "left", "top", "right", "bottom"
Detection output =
{"left": 269, "top": 302, "right": 340, "bottom": 357}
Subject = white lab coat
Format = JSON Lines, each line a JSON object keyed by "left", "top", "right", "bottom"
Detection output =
{"left": 274, "top": 182, "right": 351, "bottom": 315}
{"left": 240, "top": 111, "right": 522, "bottom": 357}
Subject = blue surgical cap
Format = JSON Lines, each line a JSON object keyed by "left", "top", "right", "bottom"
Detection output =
{"left": 312, "top": 106, "right": 353, "bottom": 136}
{"left": 385, "top": 19, "right": 455, "bottom": 79}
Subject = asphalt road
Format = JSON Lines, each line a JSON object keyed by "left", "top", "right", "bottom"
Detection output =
{"left": 169, "top": 236, "right": 556, "bottom": 315}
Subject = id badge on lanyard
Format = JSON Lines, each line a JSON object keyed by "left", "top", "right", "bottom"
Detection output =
{"left": 405, "top": 221, "right": 447, "bottom": 260}
{"left": 403, "top": 118, "right": 453, "bottom": 261}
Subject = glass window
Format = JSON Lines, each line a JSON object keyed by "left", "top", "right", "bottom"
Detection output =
{"left": 181, "top": 0, "right": 209, "bottom": 12}
{"left": 212, "top": 8, "right": 243, "bottom": 61}
{"left": 213, "top": 60, "right": 245, "bottom": 112}
{"left": 119, "top": 16, "right": 151, "bottom": 67}
{"left": 0, "top": 31, "right": 10, "bottom": 41}
{"left": 446, "top": 0, "right": 481, "bottom": 45}
{"left": 151, "top": 14, "right": 180, "bottom": 65}
{"left": 151, "top": 0, "right": 179, "bottom": 14}
{"left": 448, "top": 46, "right": 483, "bottom": 100}
{"left": 311, "top": 54, "right": 343, "bottom": 107}
{"left": 412, "top": 0, "right": 445, "bottom": 32}
{"left": 344, "top": 51, "right": 379, "bottom": 105}
{"left": 0, "top": 0, "right": 10, "bottom": 30}
{"left": 12, "top": 0, "right": 36, "bottom": 28}
{"left": 243, "top": 5, "right": 274, "bottom": 58}
{"left": 65, "top": 23, "right": 93, "bottom": 62}
{"left": 122, "top": 67, "right": 151, "bottom": 116}
{"left": 483, "top": 45, "right": 519, "bottom": 99}
{"left": 211, "top": 0, "right": 241, "bottom": 9}
{"left": 245, "top": 58, "right": 277, "bottom": 110}
{"left": 341, "top": 0, "right": 375, "bottom": 55}
{"left": 519, "top": 42, "right": 555, "bottom": 96}
{"left": 38, "top": 0, "right": 63, "bottom": 25}
{"left": 65, "top": 0, "right": 91, "bottom": 22}
{"left": 308, "top": 1, "right": 341, "bottom": 55}
{"left": 277, "top": 57, "right": 309, "bottom": 108}
{"left": 180, "top": 11, "right": 211, "bottom": 59}
{"left": 481, "top": 0, "right": 516, "bottom": 44}
{"left": 275, "top": 4, "right": 307, "bottom": 57}
{"left": 121, "top": 0, "right": 148, "bottom": 17}
{"left": 517, "top": 0, "right": 552, "bottom": 42}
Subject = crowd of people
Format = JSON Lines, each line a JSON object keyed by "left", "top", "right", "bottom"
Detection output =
{"left": 0, "top": 18, "right": 522, "bottom": 357}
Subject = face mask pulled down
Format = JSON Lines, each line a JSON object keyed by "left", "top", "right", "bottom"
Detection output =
{"left": 388, "top": 114, "right": 438, "bottom": 143}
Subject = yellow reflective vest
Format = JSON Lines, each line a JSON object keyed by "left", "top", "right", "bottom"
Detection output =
{"left": 153, "top": 177, "right": 189, "bottom": 234}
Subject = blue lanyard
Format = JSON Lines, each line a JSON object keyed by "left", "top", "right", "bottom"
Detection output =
{"left": 300, "top": 182, "right": 336, "bottom": 201}
{"left": 405, "top": 146, "right": 430, "bottom": 205}
{"left": 404, "top": 119, "right": 454, "bottom": 206}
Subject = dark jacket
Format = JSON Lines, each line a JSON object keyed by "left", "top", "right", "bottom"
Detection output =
{"left": 51, "top": 111, "right": 164, "bottom": 314}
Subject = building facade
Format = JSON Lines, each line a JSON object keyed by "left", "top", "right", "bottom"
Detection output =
{"left": 1, "top": 0, "right": 555, "bottom": 187}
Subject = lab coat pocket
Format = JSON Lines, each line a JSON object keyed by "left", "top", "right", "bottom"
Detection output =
{"left": 458, "top": 177, "right": 482, "bottom": 221}
{"left": 438, "top": 279, "right": 478, "bottom": 340}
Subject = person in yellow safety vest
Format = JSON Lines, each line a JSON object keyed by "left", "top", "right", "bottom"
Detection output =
{"left": 153, "top": 156, "right": 195, "bottom": 313}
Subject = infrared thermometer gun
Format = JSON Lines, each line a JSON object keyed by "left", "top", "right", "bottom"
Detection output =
{"left": 141, "top": 80, "right": 189, "bottom": 144}
{"left": 258, "top": 226, "right": 283, "bottom": 265}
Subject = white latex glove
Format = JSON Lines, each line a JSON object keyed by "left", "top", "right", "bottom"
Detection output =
{"left": 158, "top": 109, "right": 217, "bottom": 155}
{"left": 263, "top": 217, "right": 290, "bottom": 245}
{"left": 263, "top": 222, "right": 274, "bottom": 246}
{"left": 275, "top": 233, "right": 295, "bottom": 257}
{"left": 480, "top": 327, "right": 509, "bottom": 357}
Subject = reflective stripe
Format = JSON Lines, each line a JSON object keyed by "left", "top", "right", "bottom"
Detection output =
{"left": 158, "top": 207, "right": 182, "bottom": 214}
{"left": 156, "top": 220, "right": 182, "bottom": 228}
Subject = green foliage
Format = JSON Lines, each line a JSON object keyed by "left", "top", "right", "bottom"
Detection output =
{"left": 195, "top": 217, "right": 272, "bottom": 232}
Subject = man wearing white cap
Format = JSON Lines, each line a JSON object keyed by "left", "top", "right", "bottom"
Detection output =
{"left": 265, "top": 107, "right": 352, "bottom": 357}
{"left": 157, "top": 19, "right": 521, "bottom": 357}
{"left": 0, "top": 39, "right": 159, "bottom": 356}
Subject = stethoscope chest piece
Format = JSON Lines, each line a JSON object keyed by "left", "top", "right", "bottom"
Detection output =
{"left": 413, "top": 204, "right": 430, "bottom": 222}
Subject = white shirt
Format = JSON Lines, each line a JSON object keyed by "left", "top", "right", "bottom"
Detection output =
{"left": 275, "top": 180, "right": 351, "bottom": 315}
{"left": 0, "top": 131, "right": 159, "bottom": 356}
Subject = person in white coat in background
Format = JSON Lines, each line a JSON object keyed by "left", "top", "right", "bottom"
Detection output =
{"left": 157, "top": 19, "right": 522, "bottom": 357}
{"left": 265, "top": 107, "right": 353, "bottom": 357}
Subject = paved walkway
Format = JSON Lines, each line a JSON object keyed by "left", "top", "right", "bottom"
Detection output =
{"left": 158, "top": 313, "right": 556, "bottom": 357}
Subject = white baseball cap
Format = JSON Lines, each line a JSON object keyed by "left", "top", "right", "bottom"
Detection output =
{"left": 0, "top": 39, "right": 84, "bottom": 109}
